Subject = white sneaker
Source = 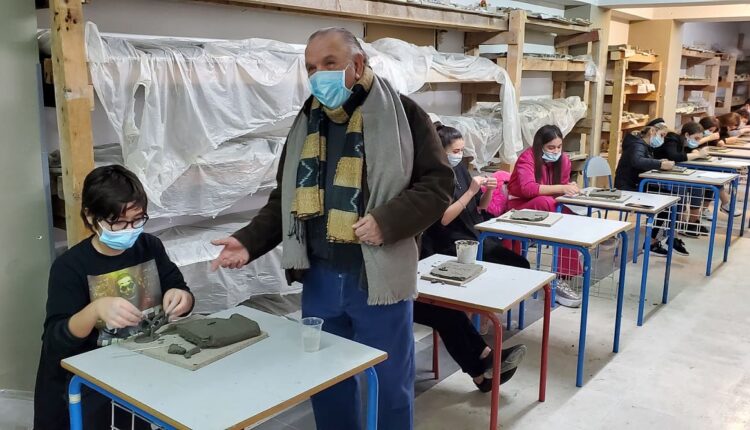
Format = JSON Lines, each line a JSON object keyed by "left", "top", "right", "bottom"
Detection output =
{"left": 701, "top": 208, "right": 712, "bottom": 219}
{"left": 555, "top": 281, "right": 582, "bottom": 308}
{"left": 721, "top": 204, "right": 742, "bottom": 217}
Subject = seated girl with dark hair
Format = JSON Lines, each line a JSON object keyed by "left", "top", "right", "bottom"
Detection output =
{"left": 34, "top": 165, "right": 194, "bottom": 430}
{"left": 414, "top": 123, "right": 529, "bottom": 392}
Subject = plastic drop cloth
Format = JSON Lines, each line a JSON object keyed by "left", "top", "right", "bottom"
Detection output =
{"left": 50, "top": 136, "right": 284, "bottom": 218}
{"left": 471, "top": 96, "right": 587, "bottom": 148}
{"left": 83, "top": 25, "right": 521, "bottom": 214}
{"left": 429, "top": 114, "right": 504, "bottom": 168}
{"left": 366, "top": 38, "right": 521, "bottom": 164}
{"left": 85, "top": 22, "right": 309, "bottom": 209}
{"left": 154, "top": 214, "right": 298, "bottom": 314}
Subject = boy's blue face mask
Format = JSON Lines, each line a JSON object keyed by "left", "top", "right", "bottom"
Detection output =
{"left": 687, "top": 137, "right": 700, "bottom": 149}
{"left": 308, "top": 64, "right": 353, "bottom": 109}
{"left": 97, "top": 222, "right": 143, "bottom": 250}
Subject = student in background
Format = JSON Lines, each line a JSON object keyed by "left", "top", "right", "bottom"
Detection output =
{"left": 506, "top": 125, "right": 581, "bottom": 308}
{"left": 615, "top": 126, "right": 676, "bottom": 256}
{"left": 719, "top": 112, "right": 746, "bottom": 145}
{"left": 699, "top": 116, "right": 725, "bottom": 147}
{"left": 416, "top": 123, "right": 528, "bottom": 392}
{"left": 734, "top": 108, "right": 750, "bottom": 134}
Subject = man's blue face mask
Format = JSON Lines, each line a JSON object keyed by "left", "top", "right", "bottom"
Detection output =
{"left": 308, "top": 64, "right": 353, "bottom": 109}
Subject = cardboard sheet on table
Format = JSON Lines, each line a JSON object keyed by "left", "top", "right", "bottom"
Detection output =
{"left": 568, "top": 192, "right": 632, "bottom": 204}
{"left": 495, "top": 210, "right": 562, "bottom": 227}
{"left": 118, "top": 320, "right": 269, "bottom": 370}
{"left": 420, "top": 265, "right": 487, "bottom": 286}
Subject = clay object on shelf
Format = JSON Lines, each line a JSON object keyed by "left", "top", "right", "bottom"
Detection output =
{"left": 175, "top": 313, "right": 261, "bottom": 348}
{"left": 134, "top": 309, "right": 168, "bottom": 344}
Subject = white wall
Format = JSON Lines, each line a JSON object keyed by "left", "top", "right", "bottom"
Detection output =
{"left": 2, "top": 0, "right": 53, "bottom": 391}
{"left": 609, "top": 18, "right": 630, "bottom": 46}
{"left": 682, "top": 21, "right": 742, "bottom": 52}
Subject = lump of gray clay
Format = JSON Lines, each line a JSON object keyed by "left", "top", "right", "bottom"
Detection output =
{"left": 175, "top": 313, "right": 261, "bottom": 348}
{"left": 167, "top": 344, "right": 186, "bottom": 355}
{"left": 183, "top": 346, "right": 201, "bottom": 359}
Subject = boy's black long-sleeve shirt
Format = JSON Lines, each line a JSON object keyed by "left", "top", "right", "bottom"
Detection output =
{"left": 34, "top": 234, "right": 193, "bottom": 430}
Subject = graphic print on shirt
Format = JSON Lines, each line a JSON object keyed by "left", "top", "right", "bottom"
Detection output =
{"left": 87, "top": 260, "right": 162, "bottom": 345}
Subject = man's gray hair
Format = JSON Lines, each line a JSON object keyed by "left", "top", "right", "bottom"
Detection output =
{"left": 308, "top": 27, "right": 369, "bottom": 64}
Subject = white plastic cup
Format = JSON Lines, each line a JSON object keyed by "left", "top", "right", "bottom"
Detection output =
{"left": 455, "top": 240, "right": 479, "bottom": 264}
{"left": 301, "top": 317, "right": 324, "bottom": 352}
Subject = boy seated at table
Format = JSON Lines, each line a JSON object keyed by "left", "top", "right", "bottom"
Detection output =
{"left": 34, "top": 165, "right": 194, "bottom": 430}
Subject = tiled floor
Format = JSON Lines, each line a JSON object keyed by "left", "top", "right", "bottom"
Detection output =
{"left": 254, "top": 214, "right": 750, "bottom": 429}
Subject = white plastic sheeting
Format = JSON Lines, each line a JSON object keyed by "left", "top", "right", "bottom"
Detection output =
{"left": 429, "top": 114, "right": 504, "bottom": 167}
{"left": 80, "top": 23, "right": 520, "bottom": 216}
{"left": 54, "top": 137, "right": 284, "bottom": 218}
{"left": 154, "top": 214, "right": 299, "bottom": 314}
{"left": 366, "top": 38, "right": 521, "bottom": 165}
{"left": 472, "top": 96, "right": 587, "bottom": 148}
{"left": 85, "top": 23, "right": 308, "bottom": 210}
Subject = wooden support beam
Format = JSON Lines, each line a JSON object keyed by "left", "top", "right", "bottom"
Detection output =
{"left": 505, "top": 9, "right": 524, "bottom": 107}
{"left": 554, "top": 30, "right": 599, "bottom": 49}
{"left": 551, "top": 72, "right": 587, "bottom": 82}
{"left": 51, "top": 0, "right": 95, "bottom": 246}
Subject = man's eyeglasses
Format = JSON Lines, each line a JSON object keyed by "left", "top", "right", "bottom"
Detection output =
{"left": 102, "top": 215, "right": 149, "bottom": 232}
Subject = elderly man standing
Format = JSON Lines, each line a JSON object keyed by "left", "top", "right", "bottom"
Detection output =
{"left": 211, "top": 28, "right": 453, "bottom": 429}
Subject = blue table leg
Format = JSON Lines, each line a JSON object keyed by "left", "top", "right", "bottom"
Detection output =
{"left": 68, "top": 376, "right": 83, "bottom": 430}
{"left": 614, "top": 231, "right": 628, "bottom": 352}
{"left": 663, "top": 204, "right": 677, "bottom": 304}
{"left": 637, "top": 215, "right": 654, "bottom": 326}
{"left": 576, "top": 248, "right": 592, "bottom": 388}
{"left": 706, "top": 186, "right": 721, "bottom": 276}
{"left": 365, "top": 367, "right": 379, "bottom": 430}
{"left": 723, "top": 179, "right": 737, "bottom": 262}
{"left": 551, "top": 245, "right": 559, "bottom": 307}
{"left": 506, "top": 311, "right": 512, "bottom": 331}
{"left": 474, "top": 233, "right": 488, "bottom": 330}
{"left": 519, "top": 300, "right": 526, "bottom": 330}
{"left": 633, "top": 213, "right": 641, "bottom": 264}
{"left": 68, "top": 375, "right": 176, "bottom": 430}
{"left": 742, "top": 171, "right": 749, "bottom": 236}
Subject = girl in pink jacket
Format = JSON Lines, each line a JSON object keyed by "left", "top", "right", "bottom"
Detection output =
{"left": 507, "top": 125, "right": 582, "bottom": 307}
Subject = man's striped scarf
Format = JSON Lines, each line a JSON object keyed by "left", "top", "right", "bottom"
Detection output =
{"left": 291, "top": 67, "right": 374, "bottom": 243}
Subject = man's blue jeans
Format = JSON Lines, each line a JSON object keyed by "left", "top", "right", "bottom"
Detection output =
{"left": 301, "top": 260, "right": 415, "bottom": 430}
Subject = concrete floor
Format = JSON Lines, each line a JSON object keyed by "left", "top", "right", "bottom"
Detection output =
{"left": 254, "top": 219, "right": 750, "bottom": 429}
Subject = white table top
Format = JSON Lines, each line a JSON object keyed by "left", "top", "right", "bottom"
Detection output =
{"left": 679, "top": 158, "right": 750, "bottom": 170}
{"left": 62, "top": 307, "right": 387, "bottom": 430}
{"left": 708, "top": 148, "right": 750, "bottom": 160}
{"left": 639, "top": 169, "right": 738, "bottom": 186}
{"left": 475, "top": 212, "right": 632, "bottom": 248}
{"left": 417, "top": 254, "right": 555, "bottom": 314}
{"left": 556, "top": 188, "right": 680, "bottom": 214}
{"left": 724, "top": 142, "right": 750, "bottom": 150}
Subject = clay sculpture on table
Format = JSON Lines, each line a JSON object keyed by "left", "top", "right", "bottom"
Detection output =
{"left": 589, "top": 188, "right": 622, "bottom": 200}
{"left": 510, "top": 209, "right": 549, "bottom": 222}
{"left": 175, "top": 313, "right": 261, "bottom": 348}
{"left": 430, "top": 261, "right": 483, "bottom": 282}
{"left": 167, "top": 344, "right": 186, "bottom": 355}
{"left": 134, "top": 309, "right": 168, "bottom": 344}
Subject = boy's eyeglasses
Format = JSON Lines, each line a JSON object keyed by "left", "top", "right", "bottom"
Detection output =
{"left": 103, "top": 214, "right": 149, "bottom": 231}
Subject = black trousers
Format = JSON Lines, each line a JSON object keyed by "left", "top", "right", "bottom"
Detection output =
{"left": 414, "top": 241, "right": 530, "bottom": 377}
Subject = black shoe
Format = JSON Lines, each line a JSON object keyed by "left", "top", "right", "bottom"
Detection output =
{"left": 474, "top": 368, "right": 519, "bottom": 392}
{"left": 680, "top": 224, "right": 701, "bottom": 238}
{"left": 672, "top": 238, "right": 690, "bottom": 256}
{"left": 650, "top": 242, "right": 668, "bottom": 257}
{"left": 699, "top": 225, "right": 710, "bottom": 235}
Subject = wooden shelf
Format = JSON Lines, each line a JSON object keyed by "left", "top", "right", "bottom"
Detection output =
{"left": 608, "top": 51, "right": 658, "bottom": 63}
{"left": 679, "top": 79, "right": 713, "bottom": 87}
{"left": 677, "top": 109, "right": 708, "bottom": 117}
{"left": 425, "top": 70, "right": 496, "bottom": 84}
{"left": 196, "top": 0, "right": 509, "bottom": 32}
{"left": 494, "top": 57, "right": 588, "bottom": 72}
{"left": 525, "top": 17, "right": 591, "bottom": 36}
{"left": 681, "top": 47, "right": 719, "bottom": 59}
{"left": 602, "top": 117, "right": 649, "bottom": 133}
